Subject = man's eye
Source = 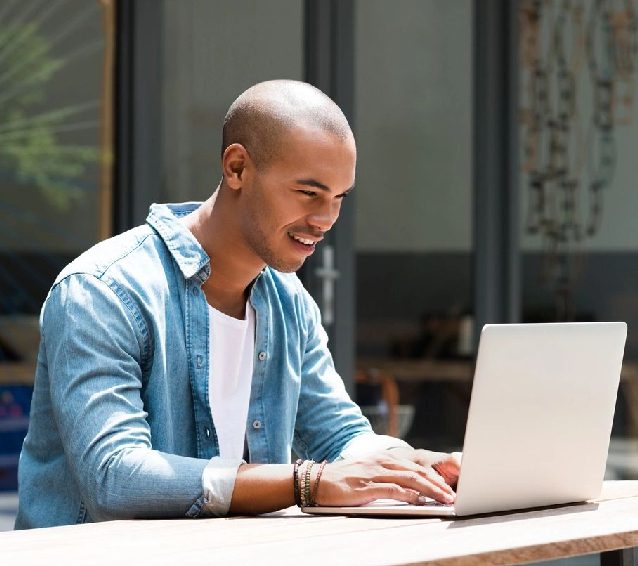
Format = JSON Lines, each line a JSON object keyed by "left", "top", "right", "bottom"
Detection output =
{"left": 299, "top": 190, "right": 317, "bottom": 197}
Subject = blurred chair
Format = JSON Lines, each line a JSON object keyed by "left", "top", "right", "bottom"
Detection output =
{"left": 355, "top": 368, "right": 414, "bottom": 439}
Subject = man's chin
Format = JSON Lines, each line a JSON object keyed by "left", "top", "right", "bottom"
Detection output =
{"left": 268, "top": 257, "right": 306, "bottom": 273}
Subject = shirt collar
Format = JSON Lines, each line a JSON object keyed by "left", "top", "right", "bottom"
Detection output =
{"left": 146, "top": 202, "right": 211, "bottom": 281}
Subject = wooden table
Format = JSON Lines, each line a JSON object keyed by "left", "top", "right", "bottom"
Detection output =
{"left": 2, "top": 481, "right": 638, "bottom": 565}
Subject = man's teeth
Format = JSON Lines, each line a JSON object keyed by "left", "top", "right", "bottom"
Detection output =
{"left": 291, "top": 234, "right": 315, "bottom": 245}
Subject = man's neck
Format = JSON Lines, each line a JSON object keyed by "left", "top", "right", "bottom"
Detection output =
{"left": 203, "top": 284, "right": 249, "bottom": 319}
{"left": 183, "top": 189, "right": 263, "bottom": 319}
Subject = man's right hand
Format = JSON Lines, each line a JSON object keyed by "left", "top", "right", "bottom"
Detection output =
{"left": 315, "top": 451, "right": 457, "bottom": 507}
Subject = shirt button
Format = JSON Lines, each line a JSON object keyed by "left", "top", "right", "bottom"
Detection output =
{"left": 204, "top": 427, "right": 211, "bottom": 438}
{"left": 252, "top": 420, "right": 262, "bottom": 429}
{"left": 192, "top": 286, "right": 198, "bottom": 296}
{"left": 196, "top": 355, "right": 204, "bottom": 368}
{"left": 258, "top": 351, "right": 267, "bottom": 361}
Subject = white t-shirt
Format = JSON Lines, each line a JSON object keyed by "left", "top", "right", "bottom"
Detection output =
{"left": 208, "top": 301, "right": 255, "bottom": 459}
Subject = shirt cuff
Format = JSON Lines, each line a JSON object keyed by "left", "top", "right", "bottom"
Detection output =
{"left": 201, "top": 456, "right": 245, "bottom": 516}
{"left": 338, "top": 433, "right": 412, "bottom": 460}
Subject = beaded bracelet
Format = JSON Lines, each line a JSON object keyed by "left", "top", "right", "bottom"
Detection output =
{"left": 294, "top": 459, "right": 328, "bottom": 507}
{"left": 311, "top": 460, "right": 327, "bottom": 505}
{"left": 302, "top": 460, "right": 315, "bottom": 507}
{"left": 293, "top": 459, "right": 303, "bottom": 507}
{"left": 303, "top": 460, "right": 315, "bottom": 507}
{"left": 297, "top": 460, "right": 308, "bottom": 507}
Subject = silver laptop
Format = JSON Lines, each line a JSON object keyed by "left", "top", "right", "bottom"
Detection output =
{"left": 304, "top": 322, "right": 627, "bottom": 517}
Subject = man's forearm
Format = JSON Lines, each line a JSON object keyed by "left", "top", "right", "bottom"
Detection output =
{"left": 229, "top": 464, "right": 296, "bottom": 514}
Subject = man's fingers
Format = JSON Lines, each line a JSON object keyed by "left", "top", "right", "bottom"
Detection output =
{"left": 432, "top": 462, "right": 457, "bottom": 487}
{"left": 376, "top": 458, "right": 456, "bottom": 496}
{"left": 373, "top": 471, "right": 455, "bottom": 503}
{"left": 423, "top": 467, "right": 455, "bottom": 495}
{"left": 362, "top": 482, "right": 422, "bottom": 505}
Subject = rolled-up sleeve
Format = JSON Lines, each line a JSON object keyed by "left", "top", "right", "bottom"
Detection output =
{"left": 201, "top": 457, "right": 245, "bottom": 516}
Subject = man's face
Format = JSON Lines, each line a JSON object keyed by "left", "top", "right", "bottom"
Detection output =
{"left": 239, "top": 125, "right": 356, "bottom": 273}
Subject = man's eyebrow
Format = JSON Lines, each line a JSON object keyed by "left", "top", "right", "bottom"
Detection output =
{"left": 296, "top": 179, "right": 355, "bottom": 193}
{"left": 296, "top": 179, "right": 331, "bottom": 191}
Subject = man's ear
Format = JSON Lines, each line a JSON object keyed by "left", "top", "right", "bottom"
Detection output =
{"left": 222, "top": 144, "right": 250, "bottom": 190}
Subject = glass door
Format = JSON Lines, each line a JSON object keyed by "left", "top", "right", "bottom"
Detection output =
{"left": 159, "top": 0, "right": 304, "bottom": 204}
{"left": 519, "top": 0, "right": 638, "bottom": 480}
{"left": 353, "top": 0, "right": 475, "bottom": 449}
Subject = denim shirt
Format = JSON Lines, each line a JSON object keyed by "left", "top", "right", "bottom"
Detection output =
{"left": 15, "top": 202, "right": 393, "bottom": 529}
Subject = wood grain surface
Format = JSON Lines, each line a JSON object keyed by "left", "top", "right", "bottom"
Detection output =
{"left": 2, "top": 481, "right": 638, "bottom": 566}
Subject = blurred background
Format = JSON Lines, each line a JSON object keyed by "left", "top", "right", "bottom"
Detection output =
{"left": 1, "top": 4, "right": 638, "bottom": 557}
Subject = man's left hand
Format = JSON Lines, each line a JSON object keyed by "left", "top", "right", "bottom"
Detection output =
{"left": 386, "top": 448, "right": 462, "bottom": 489}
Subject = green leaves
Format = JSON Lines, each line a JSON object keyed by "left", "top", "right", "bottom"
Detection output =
{"left": 0, "top": 22, "right": 100, "bottom": 211}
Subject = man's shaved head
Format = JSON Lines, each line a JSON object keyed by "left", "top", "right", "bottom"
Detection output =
{"left": 222, "top": 80, "right": 354, "bottom": 170}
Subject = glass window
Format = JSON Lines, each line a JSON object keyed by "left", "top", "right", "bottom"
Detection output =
{"left": 519, "top": 0, "right": 638, "bottom": 479}
{"left": 354, "top": 0, "right": 474, "bottom": 450}
{"left": 160, "top": 0, "right": 303, "bottom": 203}
{"left": 0, "top": 0, "right": 114, "bottom": 491}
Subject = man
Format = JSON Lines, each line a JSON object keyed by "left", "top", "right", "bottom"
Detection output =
{"left": 16, "top": 80, "right": 459, "bottom": 528}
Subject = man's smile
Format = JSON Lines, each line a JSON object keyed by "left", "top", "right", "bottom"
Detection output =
{"left": 287, "top": 231, "right": 322, "bottom": 255}
{"left": 288, "top": 232, "right": 321, "bottom": 246}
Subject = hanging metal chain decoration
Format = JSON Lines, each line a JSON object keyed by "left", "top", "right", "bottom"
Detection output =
{"left": 520, "top": 0, "right": 638, "bottom": 320}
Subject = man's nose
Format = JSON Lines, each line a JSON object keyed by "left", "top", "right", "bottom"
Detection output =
{"left": 307, "top": 204, "right": 340, "bottom": 232}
